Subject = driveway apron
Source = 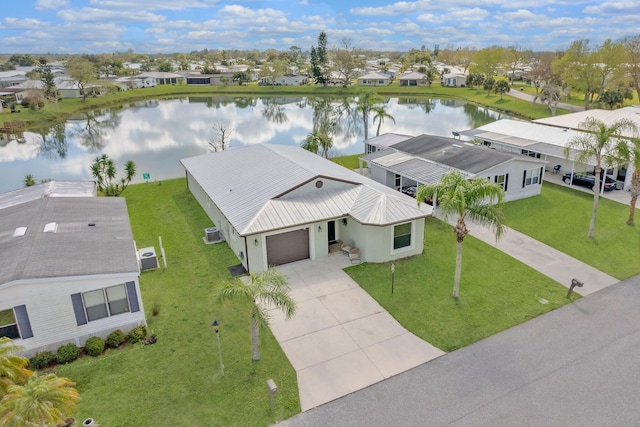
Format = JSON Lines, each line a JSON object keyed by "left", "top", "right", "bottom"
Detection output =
{"left": 268, "top": 255, "right": 444, "bottom": 411}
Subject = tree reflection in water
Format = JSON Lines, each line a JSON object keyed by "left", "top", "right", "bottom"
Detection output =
{"left": 67, "top": 109, "right": 122, "bottom": 152}
{"left": 35, "top": 122, "right": 67, "bottom": 159}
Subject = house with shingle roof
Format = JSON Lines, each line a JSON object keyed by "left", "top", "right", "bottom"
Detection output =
{"left": 0, "top": 182, "right": 145, "bottom": 356}
{"left": 181, "top": 144, "right": 431, "bottom": 273}
{"left": 361, "top": 133, "right": 547, "bottom": 202}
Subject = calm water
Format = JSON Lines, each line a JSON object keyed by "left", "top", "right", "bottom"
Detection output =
{"left": 0, "top": 96, "right": 508, "bottom": 193}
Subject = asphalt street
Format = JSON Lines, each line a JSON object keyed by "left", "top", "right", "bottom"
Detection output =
{"left": 280, "top": 274, "right": 640, "bottom": 427}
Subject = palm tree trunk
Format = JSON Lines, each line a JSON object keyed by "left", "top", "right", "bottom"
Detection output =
{"left": 453, "top": 240, "right": 463, "bottom": 299}
{"left": 588, "top": 168, "right": 601, "bottom": 238}
{"left": 628, "top": 193, "right": 638, "bottom": 225}
{"left": 362, "top": 111, "right": 368, "bottom": 141}
{"left": 377, "top": 120, "right": 382, "bottom": 136}
{"left": 627, "top": 170, "right": 640, "bottom": 226}
{"left": 251, "top": 317, "right": 260, "bottom": 361}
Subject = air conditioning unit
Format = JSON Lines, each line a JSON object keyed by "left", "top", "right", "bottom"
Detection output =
{"left": 204, "top": 227, "right": 224, "bottom": 243}
{"left": 138, "top": 247, "right": 158, "bottom": 271}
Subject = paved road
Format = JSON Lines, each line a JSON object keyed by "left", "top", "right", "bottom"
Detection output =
{"left": 508, "top": 88, "right": 584, "bottom": 113}
{"left": 280, "top": 274, "right": 640, "bottom": 427}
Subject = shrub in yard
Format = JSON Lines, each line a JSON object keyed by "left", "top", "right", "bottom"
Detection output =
{"left": 84, "top": 336, "right": 105, "bottom": 357}
{"left": 56, "top": 343, "right": 79, "bottom": 364}
{"left": 126, "top": 325, "right": 147, "bottom": 344}
{"left": 29, "top": 351, "right": 56, "bottom": 370}
{"left": 106, "top": 329, "right": 125, "bottom": 348}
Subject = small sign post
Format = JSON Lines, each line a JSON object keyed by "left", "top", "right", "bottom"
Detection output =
{"left": 143, "top": 172, "right": 151, "bottom": 182}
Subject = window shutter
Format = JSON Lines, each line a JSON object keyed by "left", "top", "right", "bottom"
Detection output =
{"left": 126, "top": 281, "right": 140, "bottom": 313}
{"left": 14, "top": 305, "right": 33, "bottom": 339}
{"left": 505, "top": 174, "right": 509, "bottom": 192}
{"left": 71, "top": 293, "right": 87, "bottom": 326}
{"left": 522, "top": 171, "right": 526, "bottom": 188}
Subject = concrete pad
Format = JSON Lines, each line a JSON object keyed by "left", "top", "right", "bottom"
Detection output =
{"left": 321, "top": 288, "right": 385, "bottom": 323}
{"left": 363, "top": 333, "right": 446, "bottom": 378}
{"left": 308, "top": 276, "right": 357, "bottom": 298}
{"left": 268, "top": 298, "right": 339, "bottom": 341}
{"left": 280, "top": 325, "right": 359, "bottom": 370}
{"left": 342, "top": 311, "right": 408, "bottom": 348}
{"left": 297, "top": 351, "right": 385, "bottom": 411}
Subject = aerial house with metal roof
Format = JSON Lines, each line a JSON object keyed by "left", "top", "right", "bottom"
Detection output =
{"left": 181, "top": 144, "right": 432, "bottom": 274}
{"left": 0, "top": 182, "right": 146, "bottom": 356}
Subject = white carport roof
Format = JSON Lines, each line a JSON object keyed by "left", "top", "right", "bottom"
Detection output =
{"left": 181, "top": 144, "right": 430, "bottom": 236}
{"left": 534, "top": 106, "right": 640, "bottom": 138}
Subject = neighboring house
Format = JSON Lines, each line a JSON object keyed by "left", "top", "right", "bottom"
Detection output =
{"left": 260, "top": 75, "right": 308, "bottom": 86}
{"left": 441, "top": 73, "right": 467, "bottom": 87}
{"left": 361, "top": 133, "right": 547, "bottom": 202}
{"left": 0, "top": 70, "right": 27, "bottom": 88}
{"left": 358, "top": 72, "right": 391, "bottom": 86}
{"left": 460, "top": 111, "right": 639, "bottom": 190}
{"left": 115, "top": 75, "right": 156, "bottom": 89}
{"left": 180, "top": 144, "right": 431, "bottom": 274}
{"left": 186, "top": 74, "right": 215, "bottom": 85}
{"left": 137, "top": 71, "right": 185, "bottom": 85}
{"left": 398, "top": 71, "right": 427, "bottom": 86}
{"left": 0, "top": 182, "right": 145, "bottom": 357}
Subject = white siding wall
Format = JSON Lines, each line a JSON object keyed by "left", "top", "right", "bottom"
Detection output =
{"left": 187, "top": 173, "right": 248, "bottom": 270}
{"left": 482, "top": 160, "right": 546, "bottom": 202}
{"left": 1, "top": 274, "right": 144, "bottom": 357}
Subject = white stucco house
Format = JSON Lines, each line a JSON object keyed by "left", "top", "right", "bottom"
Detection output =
{"left": 0, "top": 182, "right": 145, "bottom": 357}
{"left": 361, "top": 133, "right": 547, "bottom": 202}
{"left": 358, "top": 72, "right": 391, "bottom": 86}
{"left": 180, "top": 144, "right": 431, "bottom": 274}
{"left": 441, "top": 73, "right": 467, "bottom": 87}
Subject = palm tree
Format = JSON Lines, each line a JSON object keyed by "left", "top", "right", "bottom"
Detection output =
{"left": 372, "top": 105, "right": 396, "bottom": 136}
{"left": 355, "top": 90, "right": 380, "bottom": 141}
{"left": 300, "top": 131, "right": 333, "bottom": 158}
{"left": 219, "top": 267, "right": 296, "bottom": 361}
{"left": 0, "top": 373, "right": 79, "bottom": 427}
{"left": 90, "top": 154, "right": 136, "bottom": 196}
{"left": 624, "top": 138, "right": 640, "bottom": 225}
{"left": 0, "top": 337, "right": 30, "bottom": 396}
{"left": 23, "top": 174, "right": 36, "bottom": 187}
{"left": 564, "top": 117, "right": 638, "bottom": 237}
{"left": 416, "top": 171, "right": 505, "bottom": 299}
{"left": 493, "top": 79, "right": 510, "bottom": 100}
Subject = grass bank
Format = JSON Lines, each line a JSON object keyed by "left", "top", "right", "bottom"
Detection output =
{"left": 56, "top": 179, "right": 300, "bottom": 427}
{"left": 1, "top": 81, "right": 561, "bottom": 131}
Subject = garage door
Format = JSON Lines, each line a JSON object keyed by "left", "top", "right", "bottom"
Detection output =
{"left": 266, "top": 228, "right": 310, "bottom": 266}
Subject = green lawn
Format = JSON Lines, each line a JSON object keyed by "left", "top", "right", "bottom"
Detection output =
{"left": 346, "top": 217, "right": 577, "bottom": 352}
{"left": 503, "top": 182, "right": 640, "bottom": 280}
{"left": 331, "top": 153, "right": 361, "bottom": 169}
{"left": 56, "top": 179, "right": 300, "bottom": 427}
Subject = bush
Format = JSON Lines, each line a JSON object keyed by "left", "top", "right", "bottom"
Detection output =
{"left": 126, "top": 325, "right": 147, "bottom": 344}
{"left": 106, "top": 329, "right": 125, "bottom": 348}
{"left": 84, "top": 336, "right": 105, "bottom": 357}
{"left": 29, "top": 351, "right": 56, "bottom": 370}
{"left": 57, "top": 343, "right": 79, "bottom": 364}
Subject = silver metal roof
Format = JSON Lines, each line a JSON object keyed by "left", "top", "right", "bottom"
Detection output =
{"left": 365, "top": 133, "right": 412, "bottom": 150}
{"left": 534, "top": 106, "right": 640, "bottom": 138}
{"left": 0, "top": 181, "right": 96, "bottom": 210}
{"left": 0, "top": 197, "right": 139, "bottom": 286}
{"left": 181, "top": 144, "right": 430, "bottom": 235}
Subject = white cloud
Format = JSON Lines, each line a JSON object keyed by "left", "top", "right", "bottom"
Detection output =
{"left": 35, "top": 0, "right": 70, "bottom": 11}
{"left": 2, "top": 17, "right": 48, "bottom": 29}
{"left": 583, "top": 2, "right": 640, "bottom": 15}
{"left": 88, "top": 0, "right": 219, "bottom": 11}
{"left": 57, "top": 8, "right": 166, "bottom": 23}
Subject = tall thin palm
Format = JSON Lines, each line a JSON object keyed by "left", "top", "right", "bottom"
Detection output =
{"left": 219, "top": 267, "right": 296, "bottom": 361}
{"left": 564, "top": 117, "right": 638, "bottom": 237}
{"left": 372, "top": 105, "right": 396, "bottom": 136}
{"left": 0, "top": 337, "right": 30, "bottom": 396}
{"left": 625, "top": 138, "right": 640, "bottom": 225}
{"left": 355, "top": 90, "right": 380, "bottom": 141}
{"left": 0, "top": 373, "right": 79, "bottom": 427}
{"left": 416, "top": 171, "right": 505, "bottom": 299}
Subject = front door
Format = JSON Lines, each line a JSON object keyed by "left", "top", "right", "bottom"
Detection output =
{"left": 327, "top": 220, "right": 336, "bottom": 244}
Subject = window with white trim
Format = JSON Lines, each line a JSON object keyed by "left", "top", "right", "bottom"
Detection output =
{"left": 393, "top": 223, "right": 412, "bottom": 250}
{"left": 523, "top": 168, "right": 542, "bottom": 187}
{"left": 395, "top": 174, "right": 401, "bottom": 188}
{"left": 83, "top": 284, "right": 130, "bottom": 322}
{"left": 0, "top": 309, "right": 19, "bottom": 339}
{"left": 495, "top": 174, "right": 508, "bottom": 191}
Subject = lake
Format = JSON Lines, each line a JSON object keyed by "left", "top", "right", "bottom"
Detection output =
{"left": 0, "top": 96, "right": 509, "bottom": 193}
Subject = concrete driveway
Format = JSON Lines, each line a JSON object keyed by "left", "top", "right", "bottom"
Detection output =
{"left": 269, "top": 255, "right": 444, "bottom": 411}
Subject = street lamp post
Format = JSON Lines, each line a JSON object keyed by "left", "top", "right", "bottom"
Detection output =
{"left": 211, "top": 320, "right": 225, "bottom": 377}
{"left": 391, "top": 263, "right": 395, "bottom": 294}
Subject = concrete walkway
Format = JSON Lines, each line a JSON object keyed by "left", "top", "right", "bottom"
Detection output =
{"left": 269, "top": 255, "right": 444, "bottom": 411}
{"left": 508, "top": 88, "right": 584, "bottom": 112}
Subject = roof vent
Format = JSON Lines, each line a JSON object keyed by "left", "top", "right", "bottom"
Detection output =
{"left": 43, "top": 222, "right": 58, "bottom": 233}
{"left": 13, "top": 227, "right": 27, "bottom": 237}
{"left": 88, "top": 223, "right": 96, "bottom": 227}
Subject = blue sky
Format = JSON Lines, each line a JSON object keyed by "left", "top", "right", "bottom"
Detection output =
{"left": 1, "top": 0, "right": 638, "bottom": 54}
